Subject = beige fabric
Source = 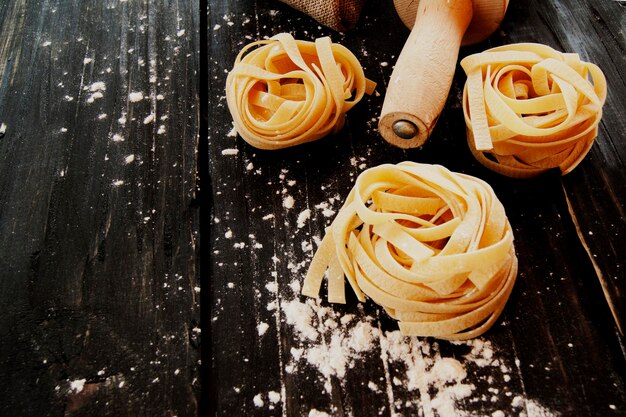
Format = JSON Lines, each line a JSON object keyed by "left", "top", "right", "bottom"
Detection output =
{"left": 278, "top": 0, "right": 364, "bottom": 32}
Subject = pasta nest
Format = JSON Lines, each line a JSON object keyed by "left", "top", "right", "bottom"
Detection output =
{"left": 461, "top": 43, "right": 607, "bottom": 178}
{"left": 303, "top": 162, "right": 517, "bottom": 340}
{"left": 225, "top": 33, "right": 375, "bottom": 150}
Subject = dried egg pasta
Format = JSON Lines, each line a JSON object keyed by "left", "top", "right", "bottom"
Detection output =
{"left": 225, "top": 33, "right": 375, "bottom": 150}
{"left": 461, "top": 43, "right": 607, "bottom": 178}
{"left": 303, "top": 162, "right": 517, "bottom": 340}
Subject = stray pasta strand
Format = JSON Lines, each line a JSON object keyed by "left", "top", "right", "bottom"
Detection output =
{"left": 226, "top": 33, "right": 376, "bottom": 150}
{"left": 460, "top": 43, "right": 607, "bottom": 178}
{"left": 302, "top": 162, "right": 517, "bottom": 340}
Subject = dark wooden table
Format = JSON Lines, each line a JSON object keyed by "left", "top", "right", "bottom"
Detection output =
{"left": 1, "top": 0, "right": 624, "bottom": 416}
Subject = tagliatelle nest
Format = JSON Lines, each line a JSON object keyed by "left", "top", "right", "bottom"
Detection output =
{"left": 302, "top": 162, "right": 517, "bottom": 340}
{"left": 461, "top": 43, "right": 607, "bottom": 178}
{"left": 225, "top": 33, "right": 375, "bottom": 150}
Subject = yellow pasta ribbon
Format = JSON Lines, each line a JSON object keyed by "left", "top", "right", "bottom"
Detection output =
{"left": 225, "top": 33, "right": 376, "bottom": 150}
{"left": 302, "top": 162, "right": 517, "bottom": 340}
{"left": 461, "top": 43, "right": 607, "bottom": 178}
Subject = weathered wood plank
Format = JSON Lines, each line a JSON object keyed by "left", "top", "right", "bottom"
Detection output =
{"left": 498, "top": 0, "right": 626, "bottom": 342}
{"left": 0, "top": 0, "right": 200, "bottom": 415}
{"left": 207, "top": 0, "right": 626, "bottom": 416}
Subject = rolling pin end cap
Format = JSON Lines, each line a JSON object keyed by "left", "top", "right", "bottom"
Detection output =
{"left": 379, "top": 113, "right": 430, "bottom": 149}
{"left": 392, "top": 120, "right": 418, "bottom": 139}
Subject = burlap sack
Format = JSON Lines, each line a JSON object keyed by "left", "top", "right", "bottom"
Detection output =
{"left": 278, "top": 0, "right": 364, "bottom": 32}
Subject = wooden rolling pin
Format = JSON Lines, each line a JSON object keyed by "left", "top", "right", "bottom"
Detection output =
{"left": 379, "top": 0, "right": 509, "bottom": 148}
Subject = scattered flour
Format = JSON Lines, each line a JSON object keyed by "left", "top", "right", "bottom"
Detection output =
{"left": 314, "top": 201, "right": 336, "bottom": 218}
{"left": 266, "top": 282, "right": 558, "bottom": 417}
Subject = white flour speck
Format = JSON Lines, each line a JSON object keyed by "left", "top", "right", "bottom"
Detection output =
{"left": 283, "top": 195, "right": 295, "bottom": 209}
{"left": 87, "top": 91, "right": 103, "bottom": 103}
{"left": 129, "top": 91, "right": 144, "bottom": 102}
{"left": 224, "top": 229, "right": 233, "bottom": 239}
{"left": 157, "top": 125, "right": 166, "bottom": 135}
{"left": 70, "top": 379, "right": 86, "bottom": 393}
{"left": 268, "top": 390, "right": 281, "bottom": 403}
{"left": 124, "top": 154, "right": 135, "bottom": 164}
{"left": 227, "top": 125, "right": 237, "bottom": 137}
{"left": 177, "top": 29, "right": 186, "bottom": 37}
{"left": 89, "top": 82, "right": 106, "bottom": 92}
{"left": 308, "top": 410, "right": 331, "bottom": 417}
{"left": 42, "top": 41, "right": 52, "bottom": 46}
{"left": 83, "top": 57, "right": 93, "bottom": 65}
{"left": 143, "top": 114, "right": 155, "bottom": 124}
{"left": 112, "top": 134, "right": 124, "bottom": 142}
{"left": 253, "top": 394, "right": 264, "bottom": 407}
{"left": 221, "top": 148, "right": 239, "bottom": 156}
{"left": 296, "top": 209, "right": 311, "bottom": 228}
{"left": 257, "top": 322, "right": 270, "bottom": 336}
{"left": 265, "top": 282, "right": 278, "bottom": 293}
{"left": 112, "top": 180, "right": 124, "bottom": 186}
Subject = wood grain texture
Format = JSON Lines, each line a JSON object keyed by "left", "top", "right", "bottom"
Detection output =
{"left": 206, "top": 0, "right": 626, "bottom": 416}
{"left": 1, "top": 0, "right": 625, "bottom": 416}
{"left": 0, "top": 0, "right": 200, "bottom": 415}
